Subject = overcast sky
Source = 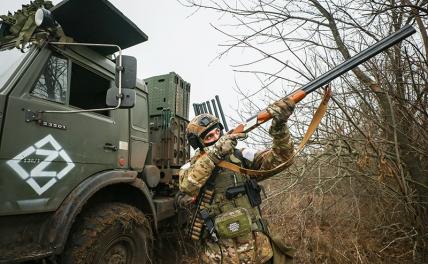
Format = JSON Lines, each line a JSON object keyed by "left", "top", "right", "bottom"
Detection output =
{"left": 1, "top": 0, "right": 244, "bottom": 126}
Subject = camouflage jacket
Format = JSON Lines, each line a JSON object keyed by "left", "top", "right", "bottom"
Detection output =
{"left": 179, "top": 123, "right": 294, "bottom": 264}
{"left": 179, "top": 122, "right": 294, "bottom": 197}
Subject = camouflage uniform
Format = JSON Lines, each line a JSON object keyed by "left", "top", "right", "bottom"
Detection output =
{"left": 179, "top": 99, "right": 294, "bottom": 264}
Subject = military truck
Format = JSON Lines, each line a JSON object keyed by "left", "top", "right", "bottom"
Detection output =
{"left": 0, "top": 0, "right": 190, "bottom": 263}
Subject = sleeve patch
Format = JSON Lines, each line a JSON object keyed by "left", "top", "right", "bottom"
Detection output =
{"left": 241, "top": 148, "right": 258, "bottom": 162}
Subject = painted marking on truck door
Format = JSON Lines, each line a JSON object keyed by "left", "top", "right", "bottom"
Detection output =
{"left": 6, "top": 135, "right": 75, "bottom": 195}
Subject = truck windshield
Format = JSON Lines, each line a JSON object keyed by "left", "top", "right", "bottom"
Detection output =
{"left": 0, "top": 48, "right": 28, "bottom": 90}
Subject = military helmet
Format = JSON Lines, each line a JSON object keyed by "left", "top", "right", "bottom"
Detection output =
{"left": 186, "top": 113, "right": 224, "bottom": 149}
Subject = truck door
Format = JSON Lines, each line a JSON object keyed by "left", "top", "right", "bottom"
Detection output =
{"left": 0, "top": 47, "right": 119, "bottom": 214}
{"left": 129, "top": 90, "right": 149, "bottom": 171}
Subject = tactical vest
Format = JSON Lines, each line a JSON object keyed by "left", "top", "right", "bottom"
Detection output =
{"left": 206, "top": 149, "right": 266, "bottom": 239}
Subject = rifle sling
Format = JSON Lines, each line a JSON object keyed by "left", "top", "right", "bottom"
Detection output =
{"left": 217, "top": 89, "right": 331, "bottom": 177}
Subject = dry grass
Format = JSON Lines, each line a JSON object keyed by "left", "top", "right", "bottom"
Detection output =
{"left": 261, "top": 172, "right": 416, "bottom": 264}
{"left": 167, "top": 164, "right": 418, "bottom": 263}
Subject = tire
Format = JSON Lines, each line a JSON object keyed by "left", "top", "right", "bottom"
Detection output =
{"left": 62, "top": 202, "right": 153, "bottom": 264}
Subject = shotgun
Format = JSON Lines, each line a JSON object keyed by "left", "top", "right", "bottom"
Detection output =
{"left": 231, "top": 25, "right": 416, "bottom": 134}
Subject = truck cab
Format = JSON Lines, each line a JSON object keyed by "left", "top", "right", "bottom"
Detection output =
{"left": 0, "top": 0, "right": 189, "bottom": 263}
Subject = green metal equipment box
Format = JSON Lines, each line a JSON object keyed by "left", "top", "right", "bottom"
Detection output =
{"left": 145, "top": 72, "right": 191, "bottom": 184}
{"left": 145, "top": 72, "right": 191, "bottom": 119}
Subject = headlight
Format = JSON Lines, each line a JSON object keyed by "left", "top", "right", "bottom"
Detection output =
{"left": 35, "top": 8, "right": 57, "bottom": 28}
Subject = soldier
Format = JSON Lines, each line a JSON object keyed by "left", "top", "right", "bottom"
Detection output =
{"left": 179, "top": 98, "right": 295, "bottom": 264}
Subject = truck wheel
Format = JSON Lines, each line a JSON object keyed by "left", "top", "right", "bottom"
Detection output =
{"left": 62, "top": 202, "right": 153, "bottom": 264}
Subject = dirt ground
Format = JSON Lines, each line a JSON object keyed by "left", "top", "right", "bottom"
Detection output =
{"left": 153, "top": 224, "right": 199, "bottom": 264}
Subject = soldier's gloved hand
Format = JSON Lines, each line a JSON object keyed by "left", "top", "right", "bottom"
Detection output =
{"left": 267, "top": 98, "right": 295, "bottom": 128}
{"left": 207, "top": 133, "right": 246, "bottom": 164}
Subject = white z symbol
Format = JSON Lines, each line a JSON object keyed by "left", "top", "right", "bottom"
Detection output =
{"left": 7, "top": 134, "right": 75, "bottom": 195}
{"left": 30, "top": 149, "right": 59, "bottom": 177}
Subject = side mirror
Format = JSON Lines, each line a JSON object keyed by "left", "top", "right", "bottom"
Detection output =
{"left": 116, "top": 55, "right": 137, "bottom": 89}
{"left": 106, "top": 88, "right": 136, "bottom": 109}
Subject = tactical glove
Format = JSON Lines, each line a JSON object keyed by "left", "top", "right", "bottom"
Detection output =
{"left": 267, "top": 98, "right": 295, "bottom": 128}
{"left": 207, "top": 133, "right": 246, "bottom": 164}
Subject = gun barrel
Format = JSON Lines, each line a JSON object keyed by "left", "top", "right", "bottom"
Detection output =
{"left": 233, "top": 25, "right": 416, "bottom": 134}
{"left": 301, "top": 24, "right": 416, "bottom": 96}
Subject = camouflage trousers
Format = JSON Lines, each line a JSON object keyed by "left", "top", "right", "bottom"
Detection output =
{"left": 200, "top": 231, "right": 273, "bottom": 264}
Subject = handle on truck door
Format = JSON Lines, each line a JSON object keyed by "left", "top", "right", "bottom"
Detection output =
{"left": 104, "top": 143, "right": 118, "bottom": 151}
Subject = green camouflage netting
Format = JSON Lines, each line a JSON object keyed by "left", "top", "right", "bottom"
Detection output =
{"left": 0, "top": 1, "right": 56, "bottom": 49}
